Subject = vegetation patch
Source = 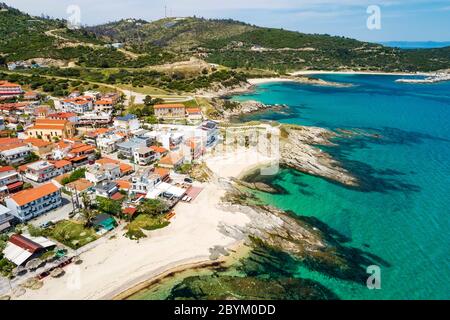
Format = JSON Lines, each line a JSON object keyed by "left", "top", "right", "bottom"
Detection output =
{"left": 44, "top": 220, "right": 98, "bottom": 249}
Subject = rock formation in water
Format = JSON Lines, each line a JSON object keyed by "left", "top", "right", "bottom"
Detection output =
{"left": 167, "top": 275, "right": 339, "bottom": 300}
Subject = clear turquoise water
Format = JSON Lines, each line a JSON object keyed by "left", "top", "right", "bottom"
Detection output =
{"left": 233, "top": 75, "right": 450, "bottom": 299}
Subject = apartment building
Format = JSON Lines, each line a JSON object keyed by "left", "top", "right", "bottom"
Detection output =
{"left": 5, "top": 183, "right": 62, "bottom": 222}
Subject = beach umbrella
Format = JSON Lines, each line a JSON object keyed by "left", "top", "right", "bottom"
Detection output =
{"left": 50, "top": 267, "right": 65, "bottom": 278}
{"left": 72, "top": 255, "right": 82, "bottom": 265}
{"left": 25, "top": 259, "right": 43, "bottom": 270}
{"left": 30, "top": 281, "right": 43, "bottom": 290}
{"left": 21, "top": 277, "right": 40, "bottom": 289}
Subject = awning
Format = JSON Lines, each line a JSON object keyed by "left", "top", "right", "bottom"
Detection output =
{"left": 3, "top": 242, "right": 33, "bottom": 266}
{"left": 7, "top": 181, "right": 23, "bottom": 190}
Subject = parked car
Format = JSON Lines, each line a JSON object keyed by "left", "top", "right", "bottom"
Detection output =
{"left": 39, "top": 221, "right": 54, "bottom": 229}
{"left": 184, "top": 177, "right": 193, "bottom": 183}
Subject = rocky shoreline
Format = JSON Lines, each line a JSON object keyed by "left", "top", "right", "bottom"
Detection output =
{"left": 197, "top": 75, "right": 352, "bottom": 100}
{"left": 279, "top": 125, "right": 359, "bottom": 187}
{"left": 137, "top": 184, "right": 388, "bottom": 300}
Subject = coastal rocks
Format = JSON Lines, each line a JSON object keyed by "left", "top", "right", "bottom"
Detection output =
{"left": 167, "top": 275, "right": 339, "bottom": 300}
{"left": 219, "top": 189, "right": 389, "bottom": 284}
{"left": 293, "top": 76, "right": 353, "bottom": 88}
{"left": 213, "top": 99, "right": 282, "bottom": 119}
{"left": 279, "top": 125, "right": 359, "bottom": 187}
{"left": 230, "top": 177, "right": 281, "bottom": 194}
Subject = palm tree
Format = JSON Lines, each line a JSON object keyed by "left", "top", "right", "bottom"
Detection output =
{"left": 80, "top": 209, "right": 97, "bottom": 227}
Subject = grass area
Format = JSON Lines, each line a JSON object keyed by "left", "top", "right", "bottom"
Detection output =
{"left": 125, "top": 214, "right": 169, "bottom": 240}
{"left": 44, "top": 220, "right": 99, "bottom": 249}
{"left": 117, "top": 84, "right": 169, "bottom": 95}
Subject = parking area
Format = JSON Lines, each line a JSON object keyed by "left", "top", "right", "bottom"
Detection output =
{"left": 29, "top": 195, "right": 75, "bottom": 227}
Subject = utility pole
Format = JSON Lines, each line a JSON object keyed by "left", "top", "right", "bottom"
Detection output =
{"left": 165, "top": 5, "right": 167, "bottom": 18}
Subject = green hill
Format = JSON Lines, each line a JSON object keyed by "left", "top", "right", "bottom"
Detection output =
{"left": 2, "top": 4, "right": 449, "bottom": 73}
{"left": 0, "top": 3, "right": 177, "bottom": 68}
{"left": 89, "top": 16, "right": 450, "bottom": 72}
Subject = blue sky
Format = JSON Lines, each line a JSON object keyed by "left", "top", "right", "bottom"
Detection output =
{"left": 5, "top": 0, "right": 450, "bottom": 42}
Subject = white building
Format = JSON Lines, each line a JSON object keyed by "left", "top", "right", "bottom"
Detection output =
{"left": 23, "top": 161, "right": 58, "bottom": 183}
{"left": 133, "top": 146, "right": 158, "bottom": 166}
{"left": 114, "top": 114, "right": 140, "bottom": 131}
{"left": 5, "top": 183, "right": 62, "bottom": 222}
{"left": 61, "top": 96, "right": 93, "bottom": 114}
{"left": 77, "top": 112, "right": 112, "bottom": 126}
{"left": 85, "top": 163, "right": 121, "bottom": 184}
{"left": 0, "top": 145, "right": 33, "bottom": 165}
{"left": 96, "top": 133, "right": 125, "bottom": 154}
{"left": 130, "top": 168, "right": 162, "bottom": 195}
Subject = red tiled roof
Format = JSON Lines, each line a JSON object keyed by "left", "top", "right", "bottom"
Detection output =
{"left": 122, "top": 207, "right": 137, "bottom": 216}
{"left": 111, "top": 192, "right": 125, "bottom": 201}
{"left": 0, "top": 166, "right": 15, "bottom": 173}
{"left": 7, "top": 181, "right": 23, "bottom": 190}
{"left": 9, "top": 234, "right": 42, "bottom": 253}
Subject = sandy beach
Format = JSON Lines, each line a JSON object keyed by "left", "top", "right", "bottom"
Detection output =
{"left": 290, "top": 70, "right": 429, "bottom": 76}
{"left": 15, "top": 148, "right": 271, "bottom": 300}
{"left": 247, "top": 77, "right": 298, "bottom": 85}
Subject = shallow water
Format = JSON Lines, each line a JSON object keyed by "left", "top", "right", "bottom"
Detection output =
{"left": 232, "top": 75, "right": 450, "bottom": 299}
{"left": 131, "top": 75, "right": 450, "bottom": 300}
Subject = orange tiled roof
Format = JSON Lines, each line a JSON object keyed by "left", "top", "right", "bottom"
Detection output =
{"left": 186, "top": 108, "right": 201, "bottom": 114}
{"left": 150, "top": 146, "right": 168, "bottom": 154}
{"left": 25, "top": 138, "right": 52, "bottom": 148}
{"left": 66, "top": 178, "right": 93, "bottom": 192}
{"left": 0, "top": 81, "right": 21, "bottom": 87}
{"left": 87, "top": 128, "right": 110, "bottom": 137}
{"left": 95, "top": 99, "right": 113, "bottom": 105}
{"left": 159, "top": 152, "right": 184, "bottom": 166}
{"left": 10, "top": 183, "right": 59, "bottom": 206}
{"left": 0, "top": 142, "right": 27, "bottom": 152}
{"left": 116, "top": 180, "right": 131, "bottom": 190}
{"left": 52, "top": 159, "right": 72, "bottom": 168}
{"left": 96, "top": 158, "right": 132, "bottom": 174}
{"left": 0, "top": 166, "right": 15, "bottom": 173}
{"left": 70, "top": 144, "right": 96, "bottom": 154}
{"left": 154, "top": 167, "right": 170, "bottom": 178}
{"left": 122, "top": 207, "right": 137, "bottom": 216}
{"left": 49, "top": 112, "right": 77, "bottom": 119}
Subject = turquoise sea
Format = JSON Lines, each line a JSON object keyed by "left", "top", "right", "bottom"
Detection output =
{"left": 232, "top": 74, "right": 450, "bottom": 300}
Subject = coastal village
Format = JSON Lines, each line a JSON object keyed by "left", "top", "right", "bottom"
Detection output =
{"left": 0, "top": 79, "right": 230, "bottom": 298}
